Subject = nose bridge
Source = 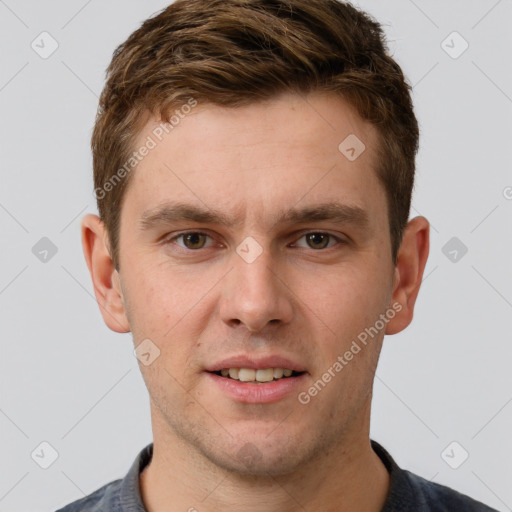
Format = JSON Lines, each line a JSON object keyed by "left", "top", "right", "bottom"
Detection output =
{"left": 220, "top": 240, "right": 292, "bottom": 331}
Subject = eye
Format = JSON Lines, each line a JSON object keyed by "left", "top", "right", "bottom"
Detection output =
{"left": 172, "top": 232, "right": 213, "bottom": 250}
{"left": 293, "top": 232, "right": 341, "bottom": 250}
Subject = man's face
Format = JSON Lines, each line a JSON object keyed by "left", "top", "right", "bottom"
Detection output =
{"left": 116, "top": 92, "right": 396, "bottom": 475}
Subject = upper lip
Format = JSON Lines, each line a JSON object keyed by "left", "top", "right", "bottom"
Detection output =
{"left": 205, "top": 354, "right": 307, "bottom": 373}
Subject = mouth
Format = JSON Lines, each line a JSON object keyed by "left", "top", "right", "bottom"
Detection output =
{"left": 210, "top": 367, "right": 306, "bottom": 383}
{"left": 205, "top": 357, "right": 308, "bottom": 403}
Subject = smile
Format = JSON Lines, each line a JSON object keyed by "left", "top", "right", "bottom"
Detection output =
{"left": 213, "top": 367, "right": 304, "bottom": 383}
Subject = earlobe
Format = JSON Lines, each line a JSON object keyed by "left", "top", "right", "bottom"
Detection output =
{"left": 81, "top": 214, "right": 131, "bottom": 333}
{"left": 385, "top": 216, "right": 430, "bottom": 335}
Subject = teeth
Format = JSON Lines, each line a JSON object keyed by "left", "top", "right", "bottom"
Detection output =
{"left": 256, "top": 368, "right": 274, "bottom": 382}
{"left": 273, "top": 368, "right": 284, "bottom": 379}
{"left": 238, "top": 368, "right": 256, "bottom": 382}
{"left": 219, "top": 367, "right": 297, "bottom": 382}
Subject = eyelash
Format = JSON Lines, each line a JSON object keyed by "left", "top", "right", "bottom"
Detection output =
{"left": 165, "top": 230, "right": 345, "bottom": 251}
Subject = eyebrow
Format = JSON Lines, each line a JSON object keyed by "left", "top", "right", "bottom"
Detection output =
{"left": 139, "top": 201, "right": 369, "bottom": 231}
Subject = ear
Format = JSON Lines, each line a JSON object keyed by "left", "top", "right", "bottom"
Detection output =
{"left": 385, "top": 216, "right": 430, "bottom": 335}
{"left": 81, "top": 214, "right": 130, "bottom": 333}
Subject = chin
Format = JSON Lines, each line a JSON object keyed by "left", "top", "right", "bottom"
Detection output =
{"left": 193, "top": 427, "right": 318, "bottom": 477}
{"left": 203, "top": 444, "right": 306, "bottom": 477}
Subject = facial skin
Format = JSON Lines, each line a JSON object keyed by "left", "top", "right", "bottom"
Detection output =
{"left": 82, "top": 91, "right": 429, "bottom": 511}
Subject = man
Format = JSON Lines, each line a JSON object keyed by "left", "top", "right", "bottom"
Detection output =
{"left": 56, "top": 0, "right": 497, "bottom": 510}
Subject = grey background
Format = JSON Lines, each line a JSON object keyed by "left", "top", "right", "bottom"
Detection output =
{"left": 0, "top": 0, "right": 511, "bottom": 510}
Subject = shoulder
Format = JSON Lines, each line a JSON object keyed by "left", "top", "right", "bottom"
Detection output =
{"left": 54, "top": 478, "right": 122, "bottom": 512}
{"left": 371, "top": 440, "right": 498, "bottom": 512}
{"left": 402, "top": 469, "right": 498, "bottom": 511}
{"left": 54, "top": 443, "right": 152, "bottom": 512}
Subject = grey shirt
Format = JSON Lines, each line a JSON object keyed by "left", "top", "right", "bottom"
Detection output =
{"left": 55, "top": 440, "right": 497, "bottom": 511}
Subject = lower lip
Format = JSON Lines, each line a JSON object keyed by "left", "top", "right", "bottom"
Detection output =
{"left": 206, "top": 372, "right": 307, "bottom": 404}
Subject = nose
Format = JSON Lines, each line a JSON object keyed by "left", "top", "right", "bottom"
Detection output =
{"left": 219, "top": 246, "right": 294, "bottom": 332}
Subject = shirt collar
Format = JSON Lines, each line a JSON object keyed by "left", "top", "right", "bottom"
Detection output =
{"left": 118, "top": 443, "right": 153, "bottom": 510}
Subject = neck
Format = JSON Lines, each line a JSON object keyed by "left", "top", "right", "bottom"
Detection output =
{"left": 140, "top": 406, "right": 390, "bottom": 512}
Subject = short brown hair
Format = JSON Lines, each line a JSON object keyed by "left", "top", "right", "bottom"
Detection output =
{"left": 92, "top": 0, "right": 419, "bottom": 269}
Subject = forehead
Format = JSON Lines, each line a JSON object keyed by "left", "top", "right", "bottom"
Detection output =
{"left": 124, "top": 91, "right": 385, "bottom": 226}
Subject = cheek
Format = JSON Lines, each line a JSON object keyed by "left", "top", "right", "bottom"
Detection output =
{"left": 292, "top": 262, "right": 391, "bottom": 346}
{"left": 123, "top": 259, "right": 222, "bottom": 347}
{"left": 121, "top": 262, "right": 185, "bottom": 337}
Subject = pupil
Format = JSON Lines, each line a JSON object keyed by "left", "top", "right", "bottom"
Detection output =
{"left": 185, "top": 233, "right": 204, "bottom": 248}
{"left": 308, "top": 233, "right": 328, "bottom": 249}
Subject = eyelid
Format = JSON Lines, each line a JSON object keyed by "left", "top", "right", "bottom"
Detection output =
{"left": 290, "top": 230, "right": 346, "bottom": 249}
{"left": 165, "top": 230, "right": 218, "bottom": 249}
